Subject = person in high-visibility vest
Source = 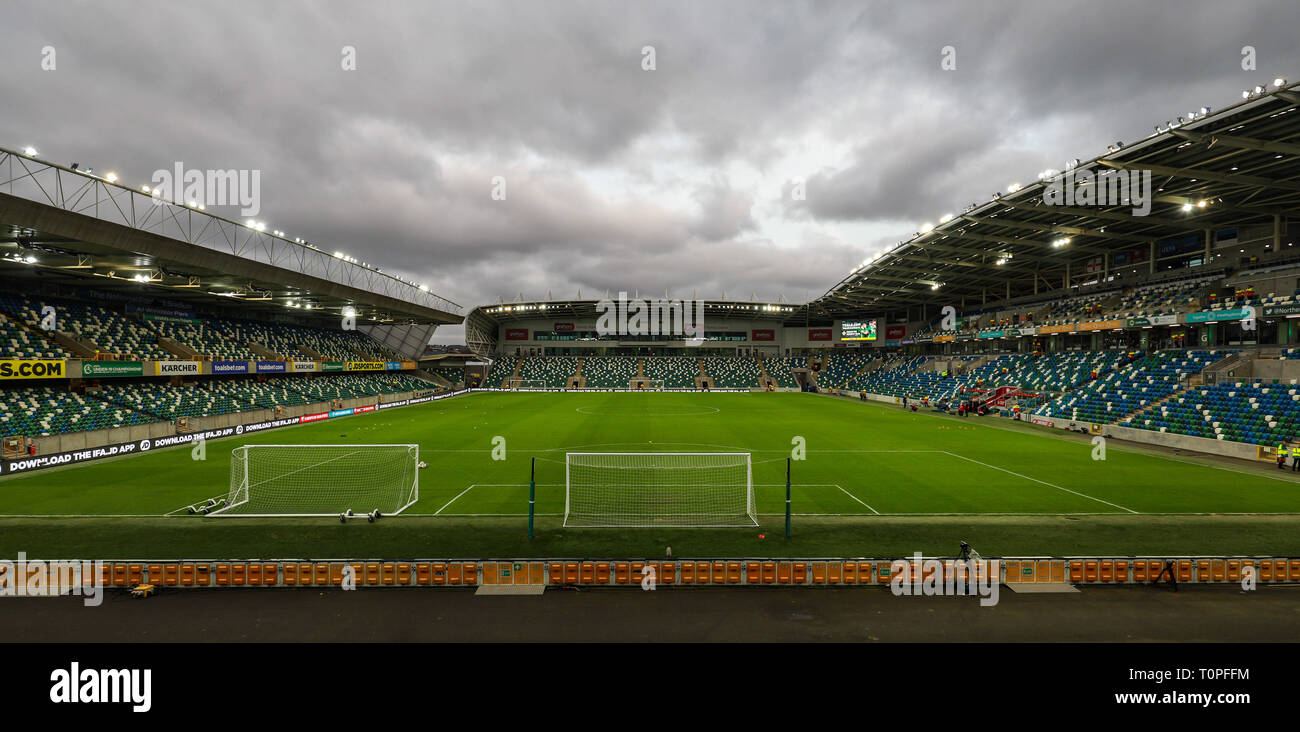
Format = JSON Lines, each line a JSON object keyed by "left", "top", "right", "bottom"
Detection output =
{"left": 1278, "top": 444, "right": 1288, "bottom": 470}
{"left": 1291, "top": 445, "right": 1300, "bottom": 472}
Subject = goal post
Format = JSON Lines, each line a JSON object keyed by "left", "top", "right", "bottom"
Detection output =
{"left": 563, "top": 452, "right": 756, "bottom": 527}
{"left": 211, "top": 444, "right": 419, "bottom": 517}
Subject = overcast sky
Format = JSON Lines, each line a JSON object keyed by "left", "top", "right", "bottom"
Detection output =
{"left": 3, "top": 0, "right": 1297, "bottom": 343}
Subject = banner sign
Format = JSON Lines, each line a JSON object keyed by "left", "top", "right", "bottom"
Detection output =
{"left": 505, "top": 328, "right": 529, "bottom": 340}
{"left": 1079, "top": 319, "right": 1124, "bottom": 331}
{"left": 82, "top": 361, "right": 143, "bottom": 378}
{"left": 0, "top": 359, "right": 66, "bottom": 379}
{"left": 347, "top": 361, "right": 384, "bottom": 371}
{"left": 1263, "top": 304, "right": 1300, "bottom": 318}
{"left": 1126, "top": 314, "right": 1180, "bottom": 327}
{"left": 554, "top": 323, "right": 575, "bottom": 332}
{"left": 386, "top": 362, "right": 403, "bottom": 370}
{"left": 933, "top": 334, "right": 955, "bottom": 343}
{"left": 401, "top": 361, "right": 417, "bottom": 370}
{"left": 329, "top": 408, "right": 354, "bottom": 418}
{"left": 1185, "top": 308, "right": 1248, "bottom": 323}
{"left": 808, "top": 328, "right": 832, "bottom": 341}
{"left": 885, "top": 325, "right": 906, "bottom": 339}
{"left": 978, "top": 330, "right": 1004, "bottom": 339}
{"left": 289, "top": 361, "right": 317, "bottom": 373}
{"left": 300, "top": 412, "right": 330, "bottom": 423}
{"left": 751, "top": 329, "right": 775, "bottom": 341}
{"left": 255, "top": 361, "right": 286, "bottom": 373}
{"left": 210, "top": 361, "right": 249, "bottom": 375}
{"left": 322, "top": 362, "right": 345, "bottom": 372}
{"left": 900, "top": 338, "right": 916, "bottom": 345}
{"left": 156, "top": 361, "right": 200, "bottom": 376}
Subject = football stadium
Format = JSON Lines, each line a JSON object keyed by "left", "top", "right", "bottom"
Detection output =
{"left": 1, "top": 2, "right": 1298, "bottom": 704}
{"left": 6, "top": 81, "right": 1300, "bottom": 564}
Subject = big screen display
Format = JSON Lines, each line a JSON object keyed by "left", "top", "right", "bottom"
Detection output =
{"left": 840, "top": 320, "right": 877, "bottom": 341}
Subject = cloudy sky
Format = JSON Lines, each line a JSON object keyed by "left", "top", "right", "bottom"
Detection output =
{"left": 3, "top": 0, "right": 1297, "bottom": 342}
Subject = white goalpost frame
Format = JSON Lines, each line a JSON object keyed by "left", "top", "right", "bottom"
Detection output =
{"left": 563, "top": 452, "right": 755, "bottom": 528}
{"left": 210, "top": 443, "right": 419, "bottom": 517}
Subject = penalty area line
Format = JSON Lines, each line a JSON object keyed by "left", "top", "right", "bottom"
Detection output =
{"left": 941, "top": 451, "right": 1140, "bottom": 514}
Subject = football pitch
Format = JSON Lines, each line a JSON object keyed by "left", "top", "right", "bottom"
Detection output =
{"left": 3, "top": 391, "right": 1300, "bottom": 559}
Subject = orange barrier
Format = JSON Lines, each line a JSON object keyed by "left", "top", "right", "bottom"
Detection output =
{"left": 38, "top": 556, "right": 1299, "bottom": 590}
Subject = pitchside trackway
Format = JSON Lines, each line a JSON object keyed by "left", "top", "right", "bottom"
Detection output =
{"left": 2, "top": 391, "right": 1299, "bottom": 558}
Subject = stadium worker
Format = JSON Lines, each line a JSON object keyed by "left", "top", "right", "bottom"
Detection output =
{"left": 1277, "top": 444, "right": 1288, "bottom": 470}
{"left": 1292, "top": 445, "right": 1300, "bottom": 472}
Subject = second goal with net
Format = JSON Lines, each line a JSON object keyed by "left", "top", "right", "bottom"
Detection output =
{"left": 210, "top": 444, "right": 419, "bottom": 517}
{"left": 563, "top": 452, "right": 755, "bottom": 527}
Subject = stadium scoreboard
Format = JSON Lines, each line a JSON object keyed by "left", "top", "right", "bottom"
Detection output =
{"left": 839, "top": 320, "right": 877, "bottom": 341}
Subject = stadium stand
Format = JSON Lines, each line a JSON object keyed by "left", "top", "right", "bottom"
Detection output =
{"left": 0, "top": 385, "right": 156, "bottom": 437}
{"left": 703, "top": 356, "right": 762, "bottom": 388}
{"left": 516, "top": 356, "right": 578, "bottom": 387}
{"left": 763, "top": 357, "right": 800, "bottom": 388}
{"left": 642, "top": 356, "right": 700, "bottom": 388}
{"left": 582, "top": 356, "right": 637, "bottom": 387}
{"left": 0, "top": 294, "right": 170, "bottom": 359}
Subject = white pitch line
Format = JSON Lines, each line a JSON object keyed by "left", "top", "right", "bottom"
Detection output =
{"left": 0, "top": 514, "right": 167, "bottom": 518}
{"left": 833, "top": 484, "right": 880, "bottom": 515}
{"left": 433, "top": 484, "right": 480, "bottom": 515}
{"left": 941, "top": 451, "right": 1140, "bottom": 514}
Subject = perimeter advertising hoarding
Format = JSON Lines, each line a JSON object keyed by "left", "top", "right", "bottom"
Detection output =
{"left": 210, "top": 361, "right": 249, "bottom": 375}
{"left": 156, "top": 361, "right": 200, "bottom": 376}
{"left": 1185, "top": 308, "right": 1249, "bottom": 323}
{"left": 82, "top": 361, "right": 144, "bottom": 378}
{"left": 0, "top": 359, "right": 66, "bottom": 379}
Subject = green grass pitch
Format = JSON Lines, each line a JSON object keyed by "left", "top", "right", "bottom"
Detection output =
{"left": 2, "top": 391, "right": 1299, "bottom": 559}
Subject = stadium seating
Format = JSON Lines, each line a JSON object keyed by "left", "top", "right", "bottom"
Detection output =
{"left": 763, "top": 357, "right": 801, "bottom": 388}
{"left": 1125, "top": 376, "right": 1298, "bottom": 446}
{"left": 516, "top": 357, "right": 578, "bottom": 387}
{"left": 0, "top": 385, "right": 155, "bottom": 437}
{"left": 427, "top": 365, "right": 464, "bottom": 386}
{"left": 145, "top": 318, "right": 258, "bottom": 360}
{"left": 485, "top": 356, "right": 519, "bottom": 386}
{"left": 582, "top": 356, "right": 637, "bottom": 387}
{"left": 0, "top": 316, "right": 68, "bottom": 358}
{"left": 813, "top": 352, "right": 872, "bottom": 389}
{"left": 0, "top": 374, "right": 435, "bottom": 438}
{"left": 0, "top": 294, "right": 170, "bottom": 359}
{"left": 703, "top": 357, "right": 761, "bottom": 388}
{"left": 642, "top": 356, "right": 700, "bottom": 388}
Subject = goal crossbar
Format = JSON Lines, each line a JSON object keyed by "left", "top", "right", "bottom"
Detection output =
{"left": 210, "top": 443, "right": 419, "bottom": 517}
{"left": 564, "top": 452, "right": 755, "bottom": 528}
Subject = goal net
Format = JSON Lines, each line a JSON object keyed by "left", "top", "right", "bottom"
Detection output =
{"left": 564, "top": 452, "right": 755, "bottom": 527}
{"left": 211, "top": 444, "right": 419, "bottom": 517}
{"left": 505, "top": 378, "right": 549, "bottom": 390}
